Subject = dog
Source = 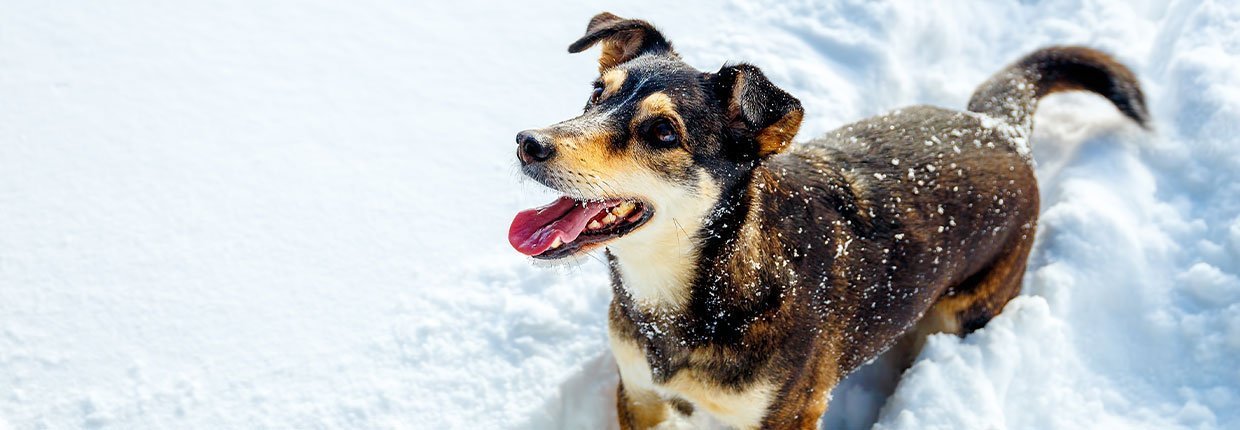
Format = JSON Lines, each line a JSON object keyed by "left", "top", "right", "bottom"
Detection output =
{"left": 508, "top": 12, "right": 1148, "bottom": 430}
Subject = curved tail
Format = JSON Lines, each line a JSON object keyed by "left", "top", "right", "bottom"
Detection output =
{"left": 967, "top": 46, "right": 1149, "bottom": 132}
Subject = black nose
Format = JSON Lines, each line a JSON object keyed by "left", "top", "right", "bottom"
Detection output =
{"left": 516, "top": 130, "right": 555, "bottom": 164}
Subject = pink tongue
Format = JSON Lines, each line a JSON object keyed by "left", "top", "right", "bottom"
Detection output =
{"left": 509, "top": 196, "right": 608, "bottom": 256}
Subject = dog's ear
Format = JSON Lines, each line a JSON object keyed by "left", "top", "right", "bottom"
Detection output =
{"left": 568, "top": 12, "right": 674, "bottom": 72}
{"left": 713, "top": 64, "right": 803, "bottom": 158}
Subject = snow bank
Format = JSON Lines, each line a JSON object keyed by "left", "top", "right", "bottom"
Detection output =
{"left": 1, "top": 0, "right": 1236, "bottom": 429}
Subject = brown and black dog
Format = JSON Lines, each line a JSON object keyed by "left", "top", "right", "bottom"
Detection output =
{"left": 508, "top": 12, "right": 1148, "bottom": 430}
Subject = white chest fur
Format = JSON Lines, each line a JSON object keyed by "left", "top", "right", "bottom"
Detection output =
{"left": 609, "top": 329, "right": 776, "bottom": 429}
{"left": 606, "top": 170, "right": 722, "bottom": 311}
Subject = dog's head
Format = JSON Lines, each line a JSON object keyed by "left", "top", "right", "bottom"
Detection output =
{"left": 509, "top": 12, "right": 803, "bottom": 260}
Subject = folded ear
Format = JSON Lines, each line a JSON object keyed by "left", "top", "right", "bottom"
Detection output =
{"left": 567, "top": 12, "right": 674, "bottom": 72}
{"left": 713, "top": 64, "right": 804, "bottom": 158}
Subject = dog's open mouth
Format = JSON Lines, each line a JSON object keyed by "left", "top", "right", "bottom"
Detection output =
{"left": 509, "top": 196, "right": 653, "bottom": 259}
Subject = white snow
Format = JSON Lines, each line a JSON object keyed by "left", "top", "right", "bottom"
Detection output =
{"left": 2, "top": 0, "right": 1237, "bottom": 429}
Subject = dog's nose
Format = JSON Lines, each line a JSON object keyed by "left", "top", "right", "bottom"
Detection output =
{"left": 516, "top": 130, "right": 556, "bottom": 164}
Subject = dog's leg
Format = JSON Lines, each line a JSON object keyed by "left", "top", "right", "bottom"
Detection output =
{"left": 757, "top": 357, "right": 838, "bottom": 430}
{"left": 895, "top": 303, "right": 962, "bottom": 368}
{"left": 760, "top": 386, "right": 832, "bottom": 429}
{"left": 611, "top": 328, "right": 680, "bottom": 429}
{"left": 616, "top": 380, "right": 676, "bottom": 430}
{"left": 903, "top": 224, "right": 1037, "bottom": 363}
{"left": 784, "top": 397, "right": 831, "bottom": 430}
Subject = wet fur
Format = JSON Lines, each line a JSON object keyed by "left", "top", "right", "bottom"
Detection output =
{"left": 520, "top": 13, "right": 1148, "bottom": 430}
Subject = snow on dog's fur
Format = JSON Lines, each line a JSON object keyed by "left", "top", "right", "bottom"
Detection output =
{"left": 510, "top": 12, "right": 1148, "bottom": 429}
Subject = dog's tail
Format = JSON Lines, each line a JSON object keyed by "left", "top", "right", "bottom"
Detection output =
{"left": 967, "top": 46, "right": 1149, "bottom": 132}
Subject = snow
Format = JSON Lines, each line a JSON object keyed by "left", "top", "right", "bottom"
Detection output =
{"left": 1, "top": 0, "right": 1237, "bottom": 429}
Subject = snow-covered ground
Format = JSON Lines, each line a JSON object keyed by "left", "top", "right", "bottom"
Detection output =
{"left": 2, "top": 0, "right": 1237, "bottom": 428}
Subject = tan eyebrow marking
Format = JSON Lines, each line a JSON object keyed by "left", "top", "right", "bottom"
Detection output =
{"left": 637, "top": 92, "right": 677, "bottom": 120}
{"left": 600, "top": 69, "right": 628, "bottom": 99}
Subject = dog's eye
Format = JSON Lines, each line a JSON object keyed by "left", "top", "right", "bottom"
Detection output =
{"left": 645, "top": 118, "right": 679, "bottom": 147}
{"left": 589, "top": 85, "right": 604, "bottom": 105}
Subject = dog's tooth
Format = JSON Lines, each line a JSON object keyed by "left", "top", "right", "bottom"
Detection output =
{"left": 613, "top": 202, "right": 635, "bottom": 217}
{"left": 587, "top": 220, "right": 603, "bottom": 230}
{"left": 550, "top": 237, "right": 563, "bottom": 249}
{"left": 602, "top": 214, "right": 618, "bottom": 225}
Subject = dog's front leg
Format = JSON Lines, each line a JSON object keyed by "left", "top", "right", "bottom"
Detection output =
{"left": 611, "top": 325, "right": 682, "bottom": 428}
{"left": 616, "top": 379, "right": 677, "bottom": 430}
{"left": 756, "top": 358, "right": 837, "bottom": 430}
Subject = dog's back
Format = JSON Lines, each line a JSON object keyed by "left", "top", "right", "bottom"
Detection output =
{"left": 759, "top": 46, "right": 1150, "bottom": 371}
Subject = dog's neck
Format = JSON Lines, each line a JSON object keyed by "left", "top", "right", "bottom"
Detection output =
{"left": 605, "top": 171, "right": 725, "bottom": 311}
{"left": 606, "top": 167, "right": 782, "bottom": 313}
{"left": 607, "top": 237, "right": 698, "bottom": 311}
